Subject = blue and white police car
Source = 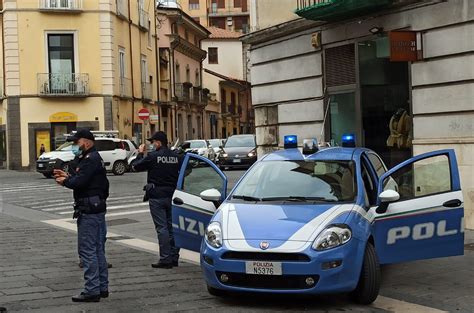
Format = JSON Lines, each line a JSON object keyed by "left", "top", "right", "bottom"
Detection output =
{"left": 171, "top": 135, "right": 464, "bottom": 304}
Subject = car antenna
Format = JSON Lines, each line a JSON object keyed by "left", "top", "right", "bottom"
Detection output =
{"left": 319, "top": 87, "right": 331, "bottom": 146}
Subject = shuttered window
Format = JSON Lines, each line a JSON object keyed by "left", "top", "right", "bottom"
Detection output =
{"left": 325, "top": 44, "right": 356, "bottom": 87}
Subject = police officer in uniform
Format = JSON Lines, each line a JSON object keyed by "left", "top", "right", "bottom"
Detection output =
{"left": 132, "top": 131, "right": 181, "bottom": 269}
{"left": 54, "top": 129, "right": 109, "bottom": 302}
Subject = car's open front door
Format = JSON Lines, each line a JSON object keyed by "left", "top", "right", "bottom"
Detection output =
{"left": 172, "top": 153, "right": 227, "bottom": 252}
{"left": 372, "top": 149, "right": 464, "bottom": 264}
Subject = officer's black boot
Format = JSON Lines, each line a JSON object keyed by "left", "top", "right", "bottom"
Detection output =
{"left": 151, "top": 262, "right": 173, "bottom": 269}
{"left": 72, "top": 293, "right": 100, "bottom": 302}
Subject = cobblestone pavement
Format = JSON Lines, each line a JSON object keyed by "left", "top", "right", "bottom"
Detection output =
{"left": 1, "top": 170, "right": 473, "bottom": 312}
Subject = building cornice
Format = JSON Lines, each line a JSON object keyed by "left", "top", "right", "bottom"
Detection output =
{"left": 169, "top": 35, "right": 207, "bottom": 61}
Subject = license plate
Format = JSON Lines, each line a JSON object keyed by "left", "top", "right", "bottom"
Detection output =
{"left": 38, "top": 164, "right": 44, "bottom": 168}
{"left": 245, "top": 261, "right": 282, "bottom": 275}
{"left": 233, "top": 159, "right": 241, "bottom": 163}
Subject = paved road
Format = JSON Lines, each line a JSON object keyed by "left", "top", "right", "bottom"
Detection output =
{"left": 1, "top": 170, "right": 474, "bottom": 312}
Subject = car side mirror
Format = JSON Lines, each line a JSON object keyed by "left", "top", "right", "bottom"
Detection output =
{"left": 200, "top": 188, "right": 221, "bottom": 202}
{"left": 376, "top": 190, "right": 400, "bottom": 214}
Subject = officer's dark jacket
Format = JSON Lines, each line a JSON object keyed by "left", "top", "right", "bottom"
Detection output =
{"left": 64, "top": 146, "right": 110, "bottom": 202}
{"left": 133, "top": 146, "right": 182, "bottom": 198}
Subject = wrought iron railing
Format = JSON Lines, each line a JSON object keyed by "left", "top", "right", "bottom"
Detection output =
{"left": 39, "top": 0, "right": 83, "bottom": 10}
{"left": 38, "top": 73, "right": 89, "bottom": 97}
{"left": 141, "top": 82, "right": 152, "bottom": 100}
{"left": 119, "top": 77, "right": 132, "bottom": 98}
{"left": 296, "top": 0, "right": 335, "bottom": 11}
{"left": 116, "top": 0, "right": 129, "bottom": 18}
{"left": 139, "top": 9, "right": 149, "bottom": 30}
{"left": 175, "top": 83, "right": 190, "bottom": 102}
{"left": 190, "top": 87, "right": 201, "bottom": 104}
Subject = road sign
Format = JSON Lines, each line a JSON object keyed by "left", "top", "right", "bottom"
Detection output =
{"left": 150, "top": 114, "right": 159, "bottom": 122}
{"left": 138, "top": 108, "right": 150, "bottom": 120}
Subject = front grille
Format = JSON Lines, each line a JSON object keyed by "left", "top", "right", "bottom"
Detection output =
{"left": 217, "top": 272, "right": 319, "bottom": 290}
{"left": 221, "top": 252, "right": 311, "bottom": 262}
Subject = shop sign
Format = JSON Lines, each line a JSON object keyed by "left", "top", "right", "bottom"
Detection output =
{"left": 49, "top": 112, "right": 78, "bottom": 123}
{"left": 150, "top": 115, "right": 159, "bottom": 122}
{"left": 389, "top": 31, "right": 419, "bottom": 62}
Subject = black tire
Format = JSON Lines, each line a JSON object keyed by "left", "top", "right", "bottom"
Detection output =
{"left": 43, "top": 173, "right": 52, "bottom": 178}
{"left": 112, "top": 160, "right": 127, "bottom": 176}
{"left": 207, "top": 285, "right": 226, "bottom": 297}
{"left": 351, "top": 242, "right": 381, "bottom": 305}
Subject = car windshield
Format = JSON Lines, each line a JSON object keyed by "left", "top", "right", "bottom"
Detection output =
{"left": 188, "top": 141, "right": 207, "bottom": 149}
{"left": 208, "top": 139, "right": 221, "bottom": 147}
{"left": 225, "top": 136, "right": 255, "bottom": 148}
{"left": 232, "top": 160, "right": 356, "bottom": 202}
{"left": 57, "top": 142, "right": 73, "bottom": 151}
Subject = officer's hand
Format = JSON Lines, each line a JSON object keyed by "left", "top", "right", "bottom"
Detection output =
{"left": 138, "top": 144, "right": 146, "bottom": 154}
{"left": 53, "top": 169, "right": 67, "bottom": 178}
{"left": 55, "top": 176, "right": 66, "bottom": 186}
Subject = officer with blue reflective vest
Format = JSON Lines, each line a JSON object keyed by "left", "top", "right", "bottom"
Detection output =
{"left": 54, "top": 129, "right": 110, "bottom": 302}
{"left": 132, "top": 131, "right": 181, "bottom": 269}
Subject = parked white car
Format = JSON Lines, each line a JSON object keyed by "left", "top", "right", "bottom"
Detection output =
{"left": 184, "top": 140, "right": 216, "bottom": 161}
{"left": 37, "top": 137, "right": 133, "bottom": 177}
{"left": 208, "top": 139, "right": 225, "bottom": 162}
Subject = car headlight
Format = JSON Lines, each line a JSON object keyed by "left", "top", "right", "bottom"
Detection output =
{"left": 247, "top": 150, "right": 256, "bottom": 157}
{"left": 312, "top": 224, "right": 352, "bottom": 251}
{"left": 205, "top": 222, "right": 223, "bottom": 248}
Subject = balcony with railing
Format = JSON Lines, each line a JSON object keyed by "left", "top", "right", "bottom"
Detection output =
{"left": 39, "top": 0, "right": 83, "bottom": 12}
{"left": 119, "top": 77, "right": 132, "bottom": 98}
{"left": 139, "top": 9, "right": 149, "bottom": 31}
{"left": 295, "top": 0, "right": 393, "bottom": 21}
{"left": 228, "top": 103, "right": 237, "bottom": 116}
{"left": 175, "top": 83, "right": 191, "bottom": 102}
{"left": 141, "top": 82, "right": 152, "bottom": 101}
{"left": 38, "top": 73, "right": 89, "bottom": 97}
{"left": 190, "top": 87, "right": 201, "bottom": 104}
{"left": 220, "top": 103, "right": 230, "bottom": 116}
{"left": 116, "top": 0, "right": 129, "bottom": 19}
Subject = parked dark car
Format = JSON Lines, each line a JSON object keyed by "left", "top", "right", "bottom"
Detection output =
{"left": 218, "top": 134, "right": 256, "bottom": 170}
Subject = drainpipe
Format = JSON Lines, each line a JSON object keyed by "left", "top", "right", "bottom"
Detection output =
{"left": 154, "top": 1, "right": 161, "bottom": 131}
{"left": 128, "top": 0, "right": 136, "bottom": 140}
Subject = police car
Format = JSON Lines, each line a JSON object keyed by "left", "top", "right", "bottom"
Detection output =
{"left": 171, "top": 135, "right": 464, "bottom": 304}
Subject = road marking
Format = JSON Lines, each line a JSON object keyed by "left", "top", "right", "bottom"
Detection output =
{"left": 57, "top": 202, "right": 149, "bottom": 215}
{"left": 373, "top": 296, "right": 448, "bottom": 312}
{"left": 41, "top": 218, "right": 200, "bottom": 265}
{"left": 37, "top": 196, "right": 143, "bottom": 211}
{"left": 105, "top": 209, "right": 150, "bottom": 217}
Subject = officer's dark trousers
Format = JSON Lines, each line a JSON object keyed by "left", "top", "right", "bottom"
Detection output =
{"left": 149, "top": 198, "right": 180, "bottom": 264}
{"left": 77, "top": 212, "right": 108, "bottom": 295}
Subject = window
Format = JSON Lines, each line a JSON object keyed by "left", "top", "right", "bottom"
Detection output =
{"left": 48, "top": 34, "right": 75, "bottom": 74}
{"left": 221, "top": 89, "right": 226, "bottom": 104}
{"left": 383, "top": 155, "right": 451, "bottom": 201}
{"left": 189, "top": 0, "right": 199, "bottom": 10}
{"left": 234, "top": 0, "right": 241, "bottom": 8}
{"left": 148, "top": 21, "right": 152, "bottom": 46}
{"left": 208, "top": 47, "right": 218, "bottom": 64}
{"left": 367, "top": 153, "right": 387, "bottom": 178}
{"left": 195, "top": 70, "right": 199, "bottom": 86}
{"left": 141, "top": 55, "right": 147, "bottom": 83}
{"left": 182, "top": 156, "right": 224, "bottom": 197}
{"left": 119, "top": 48, "right": 126, "bottom": 78}
{"left": 232, "top": 161, "right": 356, "bottom": 202}
{"left": 361, "top": 160, "right": 377, "bottom": 206}
{"left": 95, "top": 140, "right": 117, "bottom": 152}
{"left": 175, "top": 63, "right": 180, "bottom": 83}
{"left": 230, "top": 92, "right": 236, "bottom": 105}
{"left": 210, "top": 17, "right": 226, "bottom": 29}
{"left": 186, "top": 65, "right": 190, "bottom": 83}
{"left": 217, "top": 0, "right": 225, "bottom": 8}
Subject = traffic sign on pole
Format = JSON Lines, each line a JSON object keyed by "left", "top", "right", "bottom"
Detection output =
{"left": 138, "top": 108, "right": 150, "bottom": 120}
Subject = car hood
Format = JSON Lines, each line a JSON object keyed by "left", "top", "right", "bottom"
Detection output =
{"left": 222, "top": 202, "right": 355, "bottom": 242}
{"left": 222, "top": 146, "right": 255, "bottom": 156}
{"left": 38, "top": 151, "right": 74, "bottom": 161}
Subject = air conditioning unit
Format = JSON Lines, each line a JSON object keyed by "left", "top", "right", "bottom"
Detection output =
{"left": 227, "top": 17, "right": 233, "bottom": 26}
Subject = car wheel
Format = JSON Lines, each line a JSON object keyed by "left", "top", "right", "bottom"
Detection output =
{"left": 351, "top": 242, "right": 381, "bottom": 305}
{"left": 207, "top": 285, "right": 226, "bottom": 297}
{"left": 112, "top": 160, "right": 127, "bottom": 176}
{"left": 43, "top": 173, "right": 52, "bottom": 178}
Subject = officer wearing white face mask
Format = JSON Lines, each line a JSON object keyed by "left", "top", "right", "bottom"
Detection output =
{"left": 53, "top": 129, "right": 110, "bottom": 303}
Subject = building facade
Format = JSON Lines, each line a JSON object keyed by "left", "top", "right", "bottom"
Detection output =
{"left": 157, "top": 6, "right": 210, "bottom": 143}
{"left": 176, "top": 0, "right": 250, "bottom": 34}
{"left": 249, "top": 0, "right": 298, "bottom": 32}
{"left": 242, "top": 0, "right": 474, "bottom": 228}
{"left": 201, "top": 27, "right": 253, "bottom": 139}
{"left": 0, "top": 0, "right": 159, "bottom": 169}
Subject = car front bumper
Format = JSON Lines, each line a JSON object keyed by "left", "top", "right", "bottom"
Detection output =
{"left": 219, "top": 156, "right": 256, "bottom": 169}
{"left": 200, "top": 238, "right": 365, "bottom": 295}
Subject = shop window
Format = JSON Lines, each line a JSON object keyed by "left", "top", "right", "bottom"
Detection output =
{"left": 189, "top": 0, "right": 199, "bottom": 10}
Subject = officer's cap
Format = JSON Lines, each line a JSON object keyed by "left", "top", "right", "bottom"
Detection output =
{"left": 67, "top": 129, "right": 95, "bottom": 142}
{"left": 147, "top": 131, "right": 168, "bottom": 145}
